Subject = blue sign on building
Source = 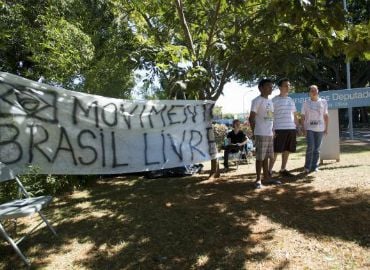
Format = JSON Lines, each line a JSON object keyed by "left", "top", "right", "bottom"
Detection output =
{"left": 290, "top": 87, "right": 370, "bottom": 111}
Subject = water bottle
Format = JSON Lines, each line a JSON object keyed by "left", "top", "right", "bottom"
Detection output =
{"left": 224, "top": 136, "right": 229, "bottom": 146}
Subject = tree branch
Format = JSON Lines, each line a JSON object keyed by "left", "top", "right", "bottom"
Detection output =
{"left": 307, "top": 69, "right": 341, "bottom": 89}
{"left": 203, "top": 0, "right": 222, "bottom": 62}
{"left": 138, "top": 11, "right": 165, "bottom": 46}
{"left": 209, "top": 61, "right": 231, "bottom": 101}
{"left": 351, "top": 62, "right": 370, "bottom": 87}
{"left": 174, "top": 0, "right": 196, "bottom": 56}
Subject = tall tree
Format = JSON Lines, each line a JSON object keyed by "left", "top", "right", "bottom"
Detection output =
{"left": 234, "top": 0, "right": 370, "bottom": 91}
{"left": 1, "top": 0, "right": 368, "bottom": 100}
{"left": 125, "top": 0, "right": 248, "bottom": 100}
{"left": 65, "top": 0, "right": 140, "bottom": 97}
{"left": 125, "top": 0, "right": 369, "bottom": 100}
{"left": 0, "top": 0, "right": 139, "bottom": 98}
{"left": 0, "top": 1, "right": 94, "bottom": 85}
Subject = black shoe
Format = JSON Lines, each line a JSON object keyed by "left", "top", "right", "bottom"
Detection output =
{"left": 265, "top": 179, "right": 282, "bottom": 185}
{"left": 279, "top": 170, "right": 294, "bottom": 177}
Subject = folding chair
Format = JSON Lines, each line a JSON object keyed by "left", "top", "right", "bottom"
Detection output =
{"left": 228, "top": 147, "right": 246, "bottom": 170}
{"left": 0, "top": 176, "right": 57, "bottom": 266}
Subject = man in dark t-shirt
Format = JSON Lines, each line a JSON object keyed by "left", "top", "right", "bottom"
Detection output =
{"left": 223, "top": 119, "right": 248, "bottom": 170}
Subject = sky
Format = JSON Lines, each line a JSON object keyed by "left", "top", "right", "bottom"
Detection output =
{"left": 132, "top": 71, "right": 280, "bottom": 115}
{"left": 215, "top": 81, "right": 279, "bottom": 114}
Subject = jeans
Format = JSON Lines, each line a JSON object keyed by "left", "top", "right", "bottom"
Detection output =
{"left": 304, "top": 130, "right": 324, "bottom": 171}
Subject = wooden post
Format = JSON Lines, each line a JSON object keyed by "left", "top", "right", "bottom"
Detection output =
{"left": 209, "top": 158, "right": 220, "bottom": 179}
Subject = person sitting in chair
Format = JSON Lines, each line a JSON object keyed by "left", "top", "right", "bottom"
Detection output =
{"left": 223, "top": 119, "right": 248, "bottom": 170}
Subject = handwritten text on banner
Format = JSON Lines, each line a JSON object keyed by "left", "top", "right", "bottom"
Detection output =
{"left": 0, "top": 72, "right": 217, "bottom": 180}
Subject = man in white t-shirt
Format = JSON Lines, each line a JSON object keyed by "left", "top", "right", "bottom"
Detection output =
{"left": 249, "top": 78, "right": 281, "bottom": 189}
{"left": 301, "top": 85, "right": 329, "bottom": 173}
{"left": 269, "top": 78, "right": 299, "bottom": 177}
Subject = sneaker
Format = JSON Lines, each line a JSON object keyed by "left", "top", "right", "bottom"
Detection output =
{"left": 303, "top": 168, "right": 310, "bottom": 174}
{"left": 265, "top": 179, "right": 282, "bottom": 185}
{"left": 254, "top": 182, "right": 263, "bottom": 189}
{"left": 279, "top": 170, "right": 294, "bottom": 177}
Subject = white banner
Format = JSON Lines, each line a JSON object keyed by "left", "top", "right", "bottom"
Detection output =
{"left": 0, "top": 72, "right": 217, "bottom": 180}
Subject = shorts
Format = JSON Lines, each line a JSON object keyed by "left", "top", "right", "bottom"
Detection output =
{"left": 255, "top": 135, "right": 274, "bottom": 161}
{"left": 274, "top": 129, "right": 297, "bottom": 153}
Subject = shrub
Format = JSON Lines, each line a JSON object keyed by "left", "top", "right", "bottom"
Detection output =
{"left": 241, "top": 122, "right": 253, "bottom": 138}
{"left": 0, "top": 166, "right": 97, "bottom": 204}
{"left": 212, "top": 123, "right": 228, "bottom": 150}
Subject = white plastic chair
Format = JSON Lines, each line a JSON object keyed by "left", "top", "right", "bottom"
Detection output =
{"left": 244, "top": 139, "right": 255, "bottom": 164}
{"left": 228, "top": 147, "right": 246, "bottom": 170}
{"left": 0, "top": 176, "right": 57, "bottom": 266}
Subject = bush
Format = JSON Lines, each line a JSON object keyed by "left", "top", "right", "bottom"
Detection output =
{"left": 241, "top": 122, "right": 253, "bottom": 138}
{"left": 212, "top": 123, "right": 228, "bottom": 150}
{"left": 0, "top": 166, "right": 97, "bottom": 204}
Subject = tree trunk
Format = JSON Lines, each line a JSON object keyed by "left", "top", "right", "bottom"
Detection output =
{"left": 209, "top": 159, "right": 220, "bottom": 179}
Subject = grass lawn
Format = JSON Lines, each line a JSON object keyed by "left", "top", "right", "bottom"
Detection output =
{"left": 1, "top": 138, "right": 369, "bottom": 269}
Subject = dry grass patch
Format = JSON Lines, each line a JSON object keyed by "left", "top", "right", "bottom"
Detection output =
{"left": 1, "top": 138, "right": 369, "bottom": 269}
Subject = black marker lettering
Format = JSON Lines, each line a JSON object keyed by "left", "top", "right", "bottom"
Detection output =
{"left": 28, "top": 124, "right": 51, "bottom": 163}
{"left": 139, "top": 105, "right": 146, "bottom": 128}
{"left": 183, "top": 105, "right": 197, "bottom": 124}
{"left": 99, "top": 129, "right": 106, "bottom": 167}
{"left": 206, "top": 127, "right": 217, "bottom": 156}
{"left": 167, "top": 105, "right": 184, "bottom": 125}
{"left": 77, "top": 129, "right": 97, "bottom": 165}
{"left": 102, "top": 103, "right": 118, "bottom": 127}
{"left": 161, "top": 130, "right": 167, "bottom": 163}
{"left": 52, "top": 127, "right": 77, "bottom": 165}
{"left": 143, "top": 133, "right": 160, "bottom": 165}
{"left": 189, "top": 130, "right": 205, "bottom": 161}
{"left": 111, "top": 131, "right": 128, "bottom": 167}
{"left": 167, "top": 130, "right": 186, "bottom": 161}
{"left": 120, "top": 104, "right": 138, "bottom": 129}
{"left": 73, "top": 97, "right": 99, "bottom": 128}
{"left": 0, "top": 124, "right": 22, "bottom": 164}
{"left": 148, "top": 105, "right": 167, "bottom": 128}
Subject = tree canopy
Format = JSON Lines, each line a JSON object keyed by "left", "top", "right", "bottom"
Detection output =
{"left": 1, "top": 0, "right": 369, "bottom": 99}
{"left": 233, "top": 0, "right": 370, "bottom": 90}
{"left": 0, "top": 0, "right": 138, "bottom": 98}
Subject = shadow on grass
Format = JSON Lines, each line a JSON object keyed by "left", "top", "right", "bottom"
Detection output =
{"left": 297, "top": 135, "right": 370, "bottom": 154}
{"left": 318, "top": 164, "right": 364, "bottom": 171}
{"left": 1, "top": 171, "right": 369, "bottom": 269}
{"left": 340, "top": 143, "right": 370, "bottom": 154}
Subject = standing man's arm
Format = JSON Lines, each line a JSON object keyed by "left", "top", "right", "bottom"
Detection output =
{"left": 292, "top": 100, "right": 300, "bottom": 132}
{"left": 301, "top": 114, "right": 306, "bottom": 136}
{"left": 294, "top": 112, "right": 302, "bottom": 135}
{"left": 323, "top": 100, "right": 329, "bottom": 135}
{"left": 301, "top": 103, "right": 306, "bottom": 135}
{"left": 249, "top": 111, "right": 256, "bottom": 138}
{"left": 324, "top": 113, "right": 329, "bottom": 135}
{"left": 300, "top": 114, "right": 305, "bottom": 128}
{"left": 294, "top": 112, "right": 299, "bottom": 128}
